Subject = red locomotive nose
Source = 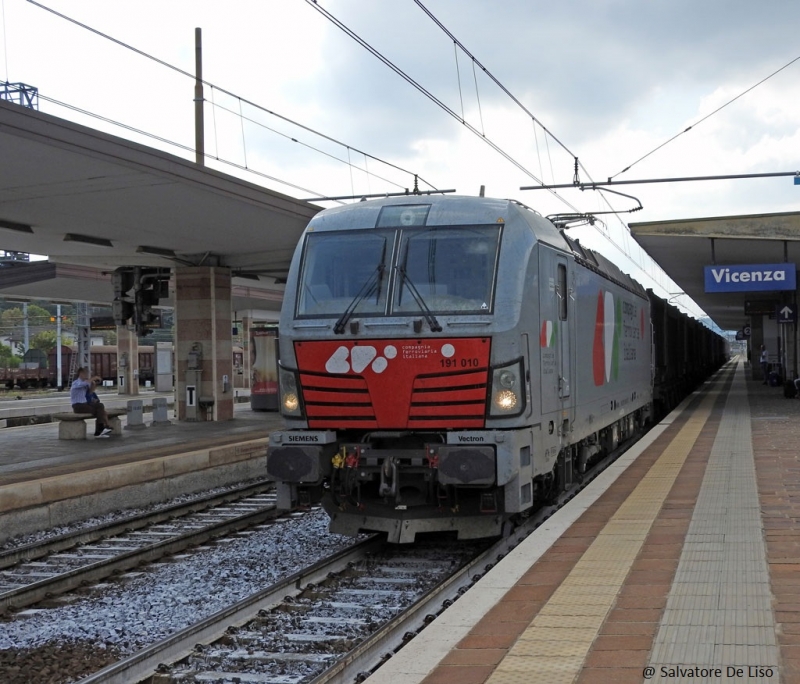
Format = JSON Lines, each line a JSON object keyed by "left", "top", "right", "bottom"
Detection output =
{"left": 294, "top": 337, "right": 491, "bottom": 430}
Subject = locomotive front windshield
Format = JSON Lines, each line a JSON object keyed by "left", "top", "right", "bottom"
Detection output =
{"left": 396, "top": 226, "right": 501, "bottom": 313}
{"left": 295, "top": 225, "right": 501, "bottom": 318}
{"left": 296, "top": 231, "right": 390, "bottom": 317}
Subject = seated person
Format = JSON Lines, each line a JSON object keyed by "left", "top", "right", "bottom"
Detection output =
{"left": 71, "top": 368, "right": 112, "bottom": 437}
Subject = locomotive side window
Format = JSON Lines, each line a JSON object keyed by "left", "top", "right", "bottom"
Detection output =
{"left": 296, "top": 231, "right": 391, "bottom": 317}
{"left": 557, "top": 263, "right": 568, "bottom": 320}
{"left": 394, "top": 225, "right": 501, "bottom": 314}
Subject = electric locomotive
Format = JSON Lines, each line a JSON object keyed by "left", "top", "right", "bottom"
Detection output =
{"left": 268, "top": 195, "right": 655, "bottom": 543}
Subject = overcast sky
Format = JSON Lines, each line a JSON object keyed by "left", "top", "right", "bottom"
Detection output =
{"left": 2, "top": 0, "right": 799, "bottom": 318}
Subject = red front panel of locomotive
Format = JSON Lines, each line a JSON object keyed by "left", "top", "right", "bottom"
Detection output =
{"left": 294, "top": 337, "right": 491, "bottom": 430}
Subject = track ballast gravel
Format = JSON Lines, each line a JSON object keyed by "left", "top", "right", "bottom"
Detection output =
{"left": 0, "top": 509, "right": 357, "bottom": 684}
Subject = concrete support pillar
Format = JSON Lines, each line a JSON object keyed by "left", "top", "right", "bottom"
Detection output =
{"left": 117, "top": 325, "right": 139, "bottom": 396}
{"left": 175, "top": 266, "right": 234, "bottom": 421}
{"left": 750, "top": 315, "right": 765, "bottom": 381}
{"left": 241, "top": 315, "right": 252, "bottom": 390}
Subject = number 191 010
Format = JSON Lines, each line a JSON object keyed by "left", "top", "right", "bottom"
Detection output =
{"left": 440, "top": 358, "right": 479, "bottom": 368}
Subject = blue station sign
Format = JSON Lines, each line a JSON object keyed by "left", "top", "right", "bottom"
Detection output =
{"left": 704, "top": 263, "right": 797, "bottom": 293}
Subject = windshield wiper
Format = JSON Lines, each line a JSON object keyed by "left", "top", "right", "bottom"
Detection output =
{"left": 333, "top": 263, "right": 385, "bottom": 334}
{"left": 397, "top": 266, "right": 443, "bottom": 332}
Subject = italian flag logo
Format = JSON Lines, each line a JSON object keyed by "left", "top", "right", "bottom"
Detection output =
{"left": 592, "top": 290, "right": 620, "bottom": 386}
{"left": 540, "top": 320, "right": 557, "bottom": 348}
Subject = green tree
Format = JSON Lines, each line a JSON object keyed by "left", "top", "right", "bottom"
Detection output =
{"left": 0, "top": 307, "right": 23, "bottom": 328}
{"left": 0, "top": 341, "right": 14, "bottom": 361}
{"left": 1, "top": 304, "right": 54, "bottom": 329}
{"left": 0, "top": 341, "right": 19, "bottom": 368}
{"left": 30, "top": 331, "right": 59, "bottom": 353}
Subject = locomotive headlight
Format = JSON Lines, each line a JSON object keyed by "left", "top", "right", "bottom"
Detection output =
{"left": 489, "top": 359, "right": 525, "bottom": 417}
{"left": 498, "top": 370, "right": 516, "bottom": 389}
{"left": 283, "top": 392, "right": 300, "bottom": 412}
{"left": 495, "top": 390, "right": 517, "bottom": 410}
{"left": 279, "top": 366, "right": 304, "bottom": 418}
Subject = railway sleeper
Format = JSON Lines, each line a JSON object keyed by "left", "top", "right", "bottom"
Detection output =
{"left": 203, "top": 650, "right": 336, "bottom": 663}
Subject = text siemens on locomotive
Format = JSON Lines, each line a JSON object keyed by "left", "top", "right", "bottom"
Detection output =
{"left": 267, "top": 196, "right": 725, "bottom": 543}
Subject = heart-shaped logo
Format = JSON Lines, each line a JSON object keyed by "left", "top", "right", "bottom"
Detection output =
{"left": 325, "top": 346, "right": 351, "bottom": 374}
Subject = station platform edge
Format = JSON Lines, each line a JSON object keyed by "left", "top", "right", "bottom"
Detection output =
{"left": 0, "top": 407, "right": 284, "bottom": 545}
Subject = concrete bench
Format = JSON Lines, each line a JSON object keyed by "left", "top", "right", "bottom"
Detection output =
{"left": 52, "top": 409, "right": 127, "bottom": 440}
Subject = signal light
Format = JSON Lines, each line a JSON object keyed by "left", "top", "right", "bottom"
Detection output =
{"left": 113, "top": 300, "right": 134, "bottom": 325}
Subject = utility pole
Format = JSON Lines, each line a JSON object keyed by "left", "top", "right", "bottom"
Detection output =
{"left": 56, "top": 304, "right": 63, "bottom": 390}
{"left": 76, "top": 302, "right": 91, "bottom": 376}
{"left": 194, "top": 27, "right": 205, "bottom": 166}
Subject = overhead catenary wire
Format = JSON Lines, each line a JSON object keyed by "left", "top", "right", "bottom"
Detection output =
{"left": 453, "top": 41, "right": 464, "bottom": 121}
{"left": 37, "top": 92, "right": 341, "bottom": 202}
{"left": 409, "top": 4, "right": 660, "bottom": 206}
{"left": 347, "top": 147, "right": 355, "bottom": 196}
{"left": 532, "top": 121, "right": 544, "bottom": 182}
{"left": 303, "top": 0, "right": 580, "bottom": 214}
{"left": 238, "top": 98, "right": 248, "bottom": 169}
{"left": 611, "top": 52, "right": 800, "bottom": 179}
{"left": 364, "top": 154, "right": 372, "bottom": 194}
{"left": 412, "top": 0, "right": 629, "bottom": 224}
{"left": 411, "top": 0, "right": 706, "bottom": 315}
{"left": 409, "top": 0, "right": 633, "bottom": 223}
{"left": 26, "top": 0, "right": 439, "bottom": 193}
{"left": 471, "top": 58, "right": 485, "bottom": 136}
{"left": 208, "top": 98, "right": 407, "bottom": 190}
{"left": 411, "top": 0, "right": 577, "bottom": 160}
{"left": 210, "top": 85, "right": 219, "bottom": 159}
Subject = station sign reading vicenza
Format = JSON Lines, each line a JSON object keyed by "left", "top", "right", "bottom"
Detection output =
{"left": 704, "top": 263, "right": 797, "bottom": 293}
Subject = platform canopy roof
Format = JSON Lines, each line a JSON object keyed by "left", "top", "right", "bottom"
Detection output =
{"left": 630, "top": 211, "right": 800, "bottom": 331}
{"left": 0, "top": 99, "right": 321, "bottom": 305}
{"left": 0, "top": 261, "right": 284, "bottom": 312}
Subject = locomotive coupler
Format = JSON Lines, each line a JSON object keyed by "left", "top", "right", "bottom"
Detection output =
{"left": 379, "top": 456, "right": 399, "bottom": 498}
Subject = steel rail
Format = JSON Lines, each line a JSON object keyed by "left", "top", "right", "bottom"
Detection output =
{"left": 79, "top": 536, "right": 383, "bottom": 684}
{"left": 0, "top": 482, "right": 277, "bottom": 613}
{"left": 311, "top": 445, "right": 625, "bottom": 684}
{"left": 0, "top": 480, "right": 273, "bottom": 571}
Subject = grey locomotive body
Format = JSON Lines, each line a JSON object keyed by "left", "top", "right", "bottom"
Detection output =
{"left": 268, "top": 195, "right": 654, "bottom": 542}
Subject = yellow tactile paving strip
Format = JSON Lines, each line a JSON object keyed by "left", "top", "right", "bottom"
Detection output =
{"left": 486, "top": 389, "right": 719, "bottom": 684}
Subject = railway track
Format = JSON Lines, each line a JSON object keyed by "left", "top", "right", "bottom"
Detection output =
{"left": 0, "top": 481, "right": 280, "bottom": 614}
{"left": 77, "top": 428, "right": 641, "bottom": 684}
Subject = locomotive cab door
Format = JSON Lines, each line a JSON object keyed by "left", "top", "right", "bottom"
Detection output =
{"left": 555, "top": 258, "right": 572, "bottom": 401}
{"left": 539, "top": 251, "right": 573, "bottom": 419}
{"left": 555, "top": 256, "right": 575, "bottom": 444}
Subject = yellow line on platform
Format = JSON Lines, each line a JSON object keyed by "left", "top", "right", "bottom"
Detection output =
{"left": 487, "top": 382, "right": 723, "bottom": 684}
